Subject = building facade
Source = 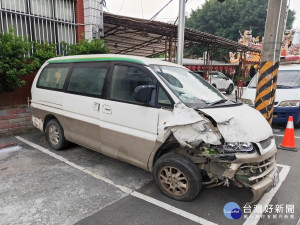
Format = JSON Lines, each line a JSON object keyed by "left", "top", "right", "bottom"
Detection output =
{"left": 0, "top": 0, "right": 103, "bottom": 108}
{"left": 0, "top": 0, "right": 103, "bottom": 53}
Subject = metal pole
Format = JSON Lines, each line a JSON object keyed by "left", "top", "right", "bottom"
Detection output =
{"left": 99, "top": 0, "right": 104, "bottom": 37}
{"left": 176, "top": 0, "right": 185, "bottom": 65}
{"left": 168, "top": 35, "right": 173, "bottom": 62}
{"left": 254, "top": 0, "right": 288, "bottom": 124}
{"left": 0, "top": 0, "right": 4, "bottom": 31}
{"left": 72, "top": 0, "right": 76, "bottom": 44}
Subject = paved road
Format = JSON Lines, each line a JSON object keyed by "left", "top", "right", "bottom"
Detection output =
{"left": 0, "top": 104, "right": 299, "bottom": 225}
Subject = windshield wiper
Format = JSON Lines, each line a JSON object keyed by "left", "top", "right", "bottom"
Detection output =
{"left": 208, "top": 99, "right": 229, "bottom": 106}
{"left": 276, "top": 85, "right": 293, "bottom": 89}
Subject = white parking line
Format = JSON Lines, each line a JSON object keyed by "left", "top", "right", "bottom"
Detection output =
{"left": 16, "top": 136, "right": 291, "bottom": 225}
{"left": 243, "top": 164, "right": 291, "bottom": 225}
{"left": 16, "top": 136, "right": 217, "bottom": 225}
{"left": 15, "top": 136, "right": 132, "bottom": 193}
{"left": 273, "top": 134, "right": 300, "bottom": 139}
{"left": 131, "top": 192, "right": 217, "bottom": 225}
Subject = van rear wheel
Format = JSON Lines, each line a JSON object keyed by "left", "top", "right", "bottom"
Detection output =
{"left": 45, "top": 119, "right": 69, "bottom": 150}
{"left": 153, "top": 153, "right": 202, "bottom": 201}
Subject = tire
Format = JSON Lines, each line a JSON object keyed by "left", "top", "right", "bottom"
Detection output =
{"left": 212, "top": 84, "right": 217, "bottom": 88}
{"left": 45, "top": 119, "right": 69, "bottom": 150}
{"left": 153, "top": 153, "right": 202, "bottom": 201}
{"left": 295, "top": 120, "right": 300, "bottom": 128}
{"left": 226, "top": 84, "right": 234, "bottom": 95}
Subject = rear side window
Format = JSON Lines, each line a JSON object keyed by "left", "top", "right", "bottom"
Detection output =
{"left": 37, "top": 67, "right": 69, "bottom": 90}
{"left": 68, "top": 68, "right": 108, "bottom": 96}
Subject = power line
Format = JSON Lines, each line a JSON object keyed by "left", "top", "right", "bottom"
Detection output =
{"left": 150, "top": 0, "right": 173, "bottom": 21}
{"left": 141, "top": 0, "right": 144, "bottom": 18}
{"left": 186, "top": 0, "right": 194, "bottom": 7}
{"left": 117, "top": 0, "right": 125, "bottom": 14}
{"left": 101, "top": 0, "right": 109, "bottom": 12}
{"left": 174, "top": 0, "right": 189, "bottom": 25}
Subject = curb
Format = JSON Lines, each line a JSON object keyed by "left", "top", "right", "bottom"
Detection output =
{"left": 0, "top": 142, "right": 17, "bottom": 150}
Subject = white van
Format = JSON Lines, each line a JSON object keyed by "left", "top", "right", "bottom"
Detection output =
{"left": 242, "top": 63, "right": 300, "bottom": 125}
{"left": 31, "top": 54, "right": 278, "bottom": 202}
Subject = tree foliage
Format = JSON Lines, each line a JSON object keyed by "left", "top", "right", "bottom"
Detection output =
{"left": 0, "top": 30, "right": 109, "bottom": 92}
{"left": 0, "top": 29, "right": 39, "bottom": 91}
{"left": 286, "top": 9, "right": 296, "bottom": 29}
{"left": 186, "top": 0, "right": 296, "bottom": 42}
{"left": 62, "top": 38, "right": 109, "bottom": 56}
{"left": 32, "top": 42, "right": 57, "bottom": 65}
{"left": 0, "top": 30, "right": 58, "bottom": 92}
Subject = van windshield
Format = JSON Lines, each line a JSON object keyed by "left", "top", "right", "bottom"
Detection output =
{"left": 150, "top": 65, "right": 227, "bottom": 108}
{"left": 249, "top": 70, "right": 300, "bottom": 88}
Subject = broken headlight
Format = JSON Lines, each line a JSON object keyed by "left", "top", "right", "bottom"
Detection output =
{"left": 223, "top": 142, "right": 253, "bottom": 152}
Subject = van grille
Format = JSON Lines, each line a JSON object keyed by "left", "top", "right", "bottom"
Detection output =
{"left": 235, "top": 155, "right": 276, "bottom": 186}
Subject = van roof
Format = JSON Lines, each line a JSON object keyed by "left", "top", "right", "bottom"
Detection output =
{"left": 47, "top": 54, "right": 185, "bottom": 68}
{"left": 279, "top": 63, "right": 300, "bottom": 70}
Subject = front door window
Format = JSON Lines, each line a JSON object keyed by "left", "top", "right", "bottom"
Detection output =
{"left": 110, "top": 65, "right": 154, "bottom": 103}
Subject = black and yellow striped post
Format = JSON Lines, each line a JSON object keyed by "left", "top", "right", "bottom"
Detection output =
{"left": 254, "top": 61, "right": 279, "bottom": 124}
{"left": 254, "top": 0, "right": 288, "bottom": 124}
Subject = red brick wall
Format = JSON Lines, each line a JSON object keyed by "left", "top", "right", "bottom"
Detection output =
{"left": 75, "top": 0, "right": 85, "bottom": 42}
{"left": 0, "top": 106, "right": 33, "bottom": 135}
{"left": 0, "top": 72, "right": 37, "bottom": 107}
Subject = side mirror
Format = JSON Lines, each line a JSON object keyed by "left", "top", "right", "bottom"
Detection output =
{"left": 134, "top": 85, "right": 155, "bottom": 103}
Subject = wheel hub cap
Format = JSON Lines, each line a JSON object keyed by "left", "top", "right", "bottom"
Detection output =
{"left": 159, "top": 166, "right": 189, "bottom": 196}
{"left": 49, "top": 125, "right": 60, "bottom": 145}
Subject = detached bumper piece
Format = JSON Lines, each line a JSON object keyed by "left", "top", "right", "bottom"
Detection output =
{"left": 251, "top": 167, "right": 278, "bottom": 203}
{"left": 235, "top": 155, "right": 278, "bottom": 203}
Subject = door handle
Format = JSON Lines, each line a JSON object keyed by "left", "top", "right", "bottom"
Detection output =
{"left": 102, "top": 104, "right": 112, "bottom": 114}
{"left": 93, "top": 102, "right": 100, "bottom": 111}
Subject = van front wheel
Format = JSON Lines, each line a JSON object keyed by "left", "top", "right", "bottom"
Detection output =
{"left": 153, "top": 153, "right": 202, "bottom": 201}
{"left": 45, "top": 119, "right": 69, "bottom": 150}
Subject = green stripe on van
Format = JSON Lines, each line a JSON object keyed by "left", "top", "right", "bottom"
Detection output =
{"left": 48, "top": 57, "right": 146, "bottom": 64}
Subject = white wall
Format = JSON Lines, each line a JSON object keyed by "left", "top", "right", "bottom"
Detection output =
{"left": 84, "top": 0, "right": 103, "bottom": 40}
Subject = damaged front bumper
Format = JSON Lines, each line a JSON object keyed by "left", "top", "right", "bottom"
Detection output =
{"left": 222, "top": 143, "right": 278, "bottom": 203}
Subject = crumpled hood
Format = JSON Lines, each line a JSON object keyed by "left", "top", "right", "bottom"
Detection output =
{"left": 164, "top": 103, "right": 222, "bottom": 148}
{"left": 201, "top": 104, "right": 273, "bottom": 143}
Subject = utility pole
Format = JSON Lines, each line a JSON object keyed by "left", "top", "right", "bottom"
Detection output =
{"left": 176, "top": 0, "right": 185, "bottom": 65}
{"left": 254, "top": 0, "right": 288, "bottom": 124}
